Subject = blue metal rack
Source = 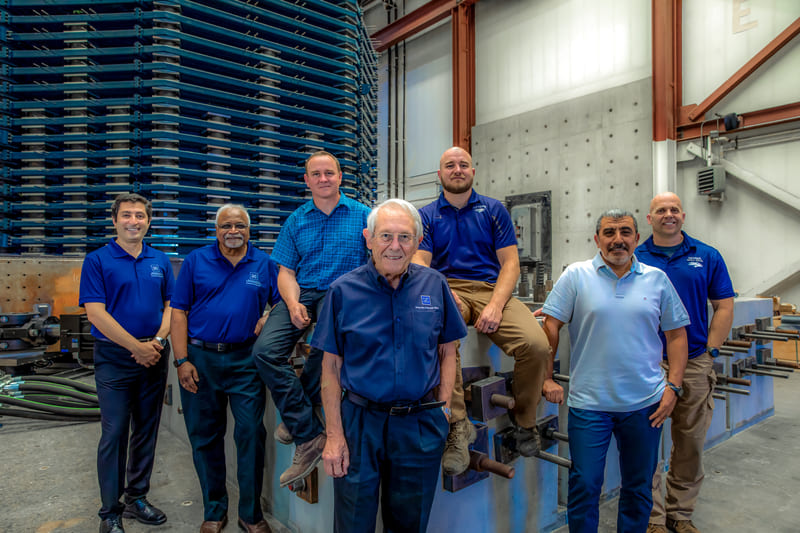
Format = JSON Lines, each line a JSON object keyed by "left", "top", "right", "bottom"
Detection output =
{"left": 0, "top": 0, "right": 378, "bottom": 256}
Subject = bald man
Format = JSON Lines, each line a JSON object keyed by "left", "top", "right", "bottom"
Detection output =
{"left": 636, "top": 192, "right": 735, "bottom": 533}
{"left": 413, "top": 146, "right": 552, "bottom": 476}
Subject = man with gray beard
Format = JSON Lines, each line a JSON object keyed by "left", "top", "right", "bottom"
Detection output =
{"left": 171, "top": 204, "right": 280, "bottom": 533}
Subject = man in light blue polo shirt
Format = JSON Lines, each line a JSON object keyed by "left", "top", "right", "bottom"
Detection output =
{"left": 252, "top": 150, "right": 371, "bottom": 488}
{"left": 80, "top": 193, "right": 173, "bottom": 533}
{"left": 541, "top": 209, "right": 689, "bottom": 533}
{"left": 171, "top": 204, "right": 280, "bottom": 533}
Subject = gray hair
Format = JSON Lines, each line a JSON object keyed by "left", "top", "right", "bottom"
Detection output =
{"left": 366, "top": 199, "right": 423, "bottom": 238}
{"left": 595, "top": 209, "right": 638, "bottom": 234}
{"left": 215, "top": 203, "right": 251, "bottom": 226}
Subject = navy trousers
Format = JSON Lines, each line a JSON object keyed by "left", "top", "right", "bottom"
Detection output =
{"left": 252, "top": 288, "right": 325, "bottom": 445}
{"left": 180, "top": 344, "right": 266, "bottom": 524}
{"left": 94, "top": 341, "right": 168, "bottom": 520}
{"left": 334, "top": 397, "right": 449, "bottom": 533}
{"left": 567, "top": 404, "right": 662, "bottom": 533}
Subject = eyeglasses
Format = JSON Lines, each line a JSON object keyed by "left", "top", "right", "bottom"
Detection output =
{"left": 376, "top": 232, "right": 415, "bottom": 245}
{"left": 218, "top": 223, "right": 248, "bottom": 231}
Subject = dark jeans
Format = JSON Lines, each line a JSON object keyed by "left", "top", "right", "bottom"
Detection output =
{"left": 333, "top": 397, "right": 449, "bottom": 533}
{"left": 252, "top": 288, "right": 326, "bottom": 445}
{"left": 568, "top": 404, "right": 662, "bottom": 533}
{"left": 180, "top": 344, "right": 266, "bottom": 524}
{"left": 94, "top": 341, "right": 168, "bottom": 520}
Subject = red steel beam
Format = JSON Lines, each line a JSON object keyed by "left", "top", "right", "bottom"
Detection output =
{"left": 652, "top": 0, "right": 679, "bottom": 141}
{"left": 687, "top": 17, "right": 800, "bottom": 121}
{"left": 677, "top": 101, "right": 800, "bottom": 140}
{"left": 372, "top": 0, "right": 459, "bottom": 53}
{"left": 452, "top": 2, "right": 475, "bottom": 150}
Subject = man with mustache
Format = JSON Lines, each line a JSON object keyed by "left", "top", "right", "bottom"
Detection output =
{"left": 80, "top": 193, "right": 173, "bottom": 533}
{"left": 170, "top": 204, "right": 280, "bottom": 533}
{"left": 541, "top": 209, "right": 689, "bottom": 533}
{"left": 413, "top": 146, "right": 552, "bottom": 475}
{"left": 637, "top": 193, "right": 734, "bottom": 533}
{"left": 252, "top": 151, "right": 370, "bottom": 488}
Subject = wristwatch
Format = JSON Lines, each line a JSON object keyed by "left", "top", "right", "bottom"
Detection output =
{"left": 441, "top": 406, "right": 451, "bottom": 417}
{"left": 155, "top": 336, "right": 167, "bottom": 347}
{"left": 666, "top": 381, "right": 684, "bottom": 398}
{"left": 707, "top": 346, "right": 720, "bottom": 358}
{"left": 173, "top": 357, "right": 188, "bottom": 368}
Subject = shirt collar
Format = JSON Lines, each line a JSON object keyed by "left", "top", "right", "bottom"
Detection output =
{"left": 642, "top": 231, "right": 695, "bottom": 255}
{"left": 306, "top": 193, "right": 349, "bottom": 215}
{"left": 436, "top": 189, "right": 480, "bottom": 210}
{"left": 592, "top": 251, "right": 642, "bottom": 276}
{"left": 366, "top": 257, "right": 413, "bottom": 291}
{"left": 108, "top": 238, "right": 153, "bottom": 260}
{"left": 212, "top": 241, "right": 255, "bottom": 264}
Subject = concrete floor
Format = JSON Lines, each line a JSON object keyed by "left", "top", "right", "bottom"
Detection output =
{"left": 1, "top": 376, "right": 798, "bottom": 533}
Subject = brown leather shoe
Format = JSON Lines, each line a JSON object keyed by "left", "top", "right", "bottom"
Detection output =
{"left": 237, "top": 518, "right": 271, "bottom": 533}
{"left": 199, "top": 515, "right": 227, "bottom": 533}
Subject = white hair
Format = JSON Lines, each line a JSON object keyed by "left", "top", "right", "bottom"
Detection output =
{"left": 366, "top": 199, "right": 423, "bottom": 237}
{"left": 214, "top": 203, "right": 250, "bottom": 226}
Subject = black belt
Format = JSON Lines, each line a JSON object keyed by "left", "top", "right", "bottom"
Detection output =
{"left": 189, "top": 338, "right": 254, "bottom": 353}
{"left": 344, "top": 389, "right": 444, "bottom": 416}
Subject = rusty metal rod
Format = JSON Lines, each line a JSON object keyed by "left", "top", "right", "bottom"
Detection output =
{"left": 724, "top": 340, "right": 753, "bottom": 348}
{"left": 720, "top": 376, "right": 751, "bottom": 386}
{"left": 762, "top": 329, "right": 800, "bottom": 339}
{"left": 712, "top": 393, "right": 726, "bottom": 400}
{"left": 716, "top": 349, "right": 736, "bottom": 356}
{"left": 490, "top": 393, "right": 515, "bottom": 410}
{"left": 714, "top": 385, "right": 750, "bottom": 395}
{"left": 769, "top": 359, "right": 800, "bottom": 369}
{"left": 535, "top": 450, "right": 572, "bottom": 469}
{"left": 469, "top": 451, "right": 514, "bottom": 479}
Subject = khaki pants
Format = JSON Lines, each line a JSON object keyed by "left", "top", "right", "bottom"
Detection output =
{"left": 447, "top": 279, "right": 550, "bottom": 429}
{"left": 650, "top": 353, "right": 716, "bottom": 524}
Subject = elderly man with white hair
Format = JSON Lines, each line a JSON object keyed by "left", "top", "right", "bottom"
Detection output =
{"left": 313, "top": 199, "right": 467, "bottom": 533}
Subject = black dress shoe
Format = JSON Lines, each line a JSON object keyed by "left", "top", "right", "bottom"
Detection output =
{"left": 122, "top": 497, "right": 167, "bottom": 525}
{"left": 99, "top": 516, "right": 124, "bottom": 533}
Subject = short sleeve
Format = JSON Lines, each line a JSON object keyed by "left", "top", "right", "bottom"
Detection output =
{"left": 492, "top": 203, "right": 517, "bottom": 250}
{"left": 542, "top": 268, "right": 577, "bottom": 323}
{"left": 271, "top": 214, "right": 301, "bottom": 271}
{"left": 170, "top": 253, "right": 195, "bottom": 311}
{"left": 79, "top": 252, "right": 106, "bottom": 306}
{"left": 439, "top": 277, "right": 468, "bottom": 343}
{"left": 659, "top": 274, "right": 691, "bottom": 331}
{"left": 310, "top": 287, "right": 343, "bottom": 356}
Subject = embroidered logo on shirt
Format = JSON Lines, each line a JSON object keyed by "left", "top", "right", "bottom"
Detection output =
{"left": 473, "top": 205, "right": 486, "bottom": 213}
{"left": 687, "top": 256, "right": 704, "bottom": 268}
{"left": 416, "top": 294, "right": 439, "bottom": 311}
{"left": 150, "top": 264, "right": 164, "bottom": 278}
{"left": 246, "top": 272, "right": 262, "bottom": 287}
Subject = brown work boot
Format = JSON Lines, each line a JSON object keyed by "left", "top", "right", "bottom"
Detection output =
{"left": 237, "top": 518, "right": 272, "bottom": 532}
{"left": 647, "top": 524, "right": 668, "bottom": 533}
{"left": 279, "top": 432, "right": 326, "bottom": 487}
{"left": 441, "top": 418, "right": 477, "bottom": 476}
{"left": 274, "top": 422, "right": 293, "bottom": 445}
{"left": 666, "top": 519, "right": 700, "bottom": 533}
{"left": 199, "top": 515, "right": 227, "bottom": 533}
{"left": 515, "top": 426, "right": 541, "bottom": 457}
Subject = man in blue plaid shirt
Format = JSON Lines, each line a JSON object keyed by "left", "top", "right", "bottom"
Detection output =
{"left": 252, "top": 151, "right": 371, "bottom": 488}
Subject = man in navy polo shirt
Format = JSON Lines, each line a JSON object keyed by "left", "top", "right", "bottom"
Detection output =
{"left": 314, "top": 199, "right": 466, "bottom": 533}
{"left": 414, "top": 146, "right": 552, "bottom": 475}
{"left": 170, "top": 204, "right": 279, "bottom": 533}
{"left": 637, "top": 192, "right": 735, "bottom": 533}
{"left": 79, "top": 193, "right": 173, "bottom": 533}
{"left": 541, "top": 209, "right": 689, "bottom": 532}
{"left": 252, "top": 150, "right": 370, "bottom": 488}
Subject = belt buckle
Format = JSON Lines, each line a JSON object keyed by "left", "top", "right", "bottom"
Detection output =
{"left": 215, "top": 343, "right": 226, "bottom": 352}
{"left": 389, "top": 405, "right": 412, "bottom": 416}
